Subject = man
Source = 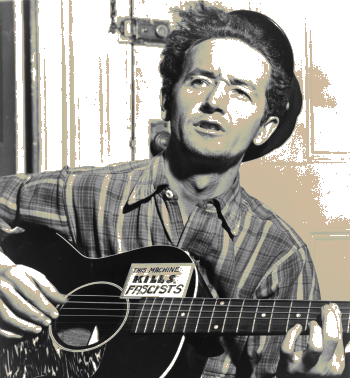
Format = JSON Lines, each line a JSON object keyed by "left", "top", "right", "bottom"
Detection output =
{"left": 0, "top": 2, "right": 347, "bottom": 377}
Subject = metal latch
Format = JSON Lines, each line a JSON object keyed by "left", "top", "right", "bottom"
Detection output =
{"left": 111, "top": 16, "right": 171, "bottom": 46}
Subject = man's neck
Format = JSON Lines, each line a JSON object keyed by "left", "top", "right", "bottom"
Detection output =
{"left": 164, "top": 146, "right": 242, "bottom": 223}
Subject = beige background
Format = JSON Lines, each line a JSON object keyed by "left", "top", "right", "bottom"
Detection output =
{"left": 12, "top": 0, "right": 350, "bottom": 301}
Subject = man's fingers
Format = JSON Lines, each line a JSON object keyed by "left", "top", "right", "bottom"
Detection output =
{"left": 0, "top": 264, "right": 67, "bottom": 338}
{"left": 320, "top": 303, "right": 345, "bottom": 374}
{"left": 319, "top": 304, "right": 342, "bottom": 362}
{"left": 30, "top": 267, "right": 67, "bottom": 305}
{"left": 0, "top": 328, "right": 23, "bottom": 339}
{"left": 3, "top": 265, "right": 65, "bottom": 318}
{"left": 278, "top": 305, "right": 345, "bottom": 377}
{"left": 330, "top": 303, "right": 344, "bottom": 355}
{"left": 0, "top": 299, "right": 42, "bottom": 336}
{"left": 301, "top": 321, "right": 323, "bottom": 368}
{"left": 280, "top": 323, "right": 303, "bottom": 361}
{"left": 277, "top": 324, "right": 303, "bottom": 377}
{"left": 0, "top": 279, "right": 54, "bottom": 328}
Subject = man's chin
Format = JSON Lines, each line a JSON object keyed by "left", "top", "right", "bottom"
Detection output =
{"left": 184, "top": 144, "right": 245, "bottom": 165}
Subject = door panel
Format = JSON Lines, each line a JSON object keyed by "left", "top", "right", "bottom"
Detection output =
{"left": 37, "top": 0, "right": 132, "bottom": 170}
{"left": 0, "top": 1, "right": 16, "bottom": 176}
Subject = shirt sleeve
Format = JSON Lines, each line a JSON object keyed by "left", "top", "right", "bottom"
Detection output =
{"left": 0, "top": 167, "right": 72, "bottom": 242}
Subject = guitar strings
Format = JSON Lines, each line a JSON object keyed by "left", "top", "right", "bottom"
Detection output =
{"left": 55, "top": 314, "right": 350, "bottom": 322}
{"left": 63, "top": 298, "right": 350, "bottom": 311}
{"left": 58, "top": 307, "right": 350, "bottom": 319}
{"left": 68, "top": 294, "right": 350, "bottom": 306}
{"left": 54, "top": 299, "right": 350, "bottom": 329}
{"left": 50, "top": 316, "right": 350, "bottom": 334}
{"left": 54, "top": 312, "right": 350, "bottom": 326}
{"left": 54, "top": 314, "right": 348, "bottom": 323}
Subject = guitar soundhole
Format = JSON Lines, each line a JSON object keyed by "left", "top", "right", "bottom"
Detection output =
{"left": 50, "top": 282, "right": 128, "bottom": 351}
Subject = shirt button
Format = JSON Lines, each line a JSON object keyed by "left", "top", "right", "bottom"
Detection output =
{"left": 26, "top": 175, "right": 31, "bottom": 183}
{"left": 165, "top": 189, "right": 174, "bottom": 199}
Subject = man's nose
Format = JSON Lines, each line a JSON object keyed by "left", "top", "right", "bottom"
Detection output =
{"left": 200, "top": 81, "right": 227, "bottom": 115}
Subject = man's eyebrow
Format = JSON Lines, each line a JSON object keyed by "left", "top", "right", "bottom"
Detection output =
{"left": 229, "top": 78, "right": 256, "bottom": 91}
{"left": 186, "top": 69, "right": 256, "bottom": 91}
{"left": 186, "top": 68, "right": 218, "bottom": 79}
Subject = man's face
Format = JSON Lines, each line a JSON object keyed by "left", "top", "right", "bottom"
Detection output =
{"left": 166, "top": 38, "right": 272, "bottom": 161}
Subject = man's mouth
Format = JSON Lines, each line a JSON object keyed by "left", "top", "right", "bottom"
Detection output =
{"left": 194, "top": 121, "right": 224, "bottom": 132}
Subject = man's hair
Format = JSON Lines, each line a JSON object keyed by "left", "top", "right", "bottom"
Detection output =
{"left": 159, "top": 1, "right": 293, "bottom": 125}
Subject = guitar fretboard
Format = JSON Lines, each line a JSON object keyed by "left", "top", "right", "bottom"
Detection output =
{"left": 130, "top": 298, "right": 350, "bottom": 335}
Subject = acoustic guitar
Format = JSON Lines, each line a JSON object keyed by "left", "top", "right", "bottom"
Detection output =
{"left": 0, "top": 230, "right": 349, "bottom": 378}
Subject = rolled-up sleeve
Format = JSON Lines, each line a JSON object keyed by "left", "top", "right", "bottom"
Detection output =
{"left": 0, "top": 167, "right": 72, "bottom": 241}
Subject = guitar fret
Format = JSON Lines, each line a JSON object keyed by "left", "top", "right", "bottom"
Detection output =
{"left": 237, "top": 299, "right": 264, "bottom": 333}
{"left": 195, "top": 299, "right": 205, "bottom": 333}
{"left": 305, "top": 301, "right": 311, "bottom": 330}
{"left": 172, "top": 298, "right": 183, "bottom": 333}
{"left": 163, "top": 298, "right": 173, "bottom": 333}
{"left": 164, "top": 298, "right": 182, "bottom": 333}
{"left": 293, "top": 300, "right": 316, "bottom": 331}
{"left": 208, "top": 299, "right": 218, "bottom": 333}
{"left": 144, "top": 298, "right": 156, "bottom": 333}
{"left": 222, "top": 299, "right": 231, "bottom": 333}
{"left": 268, "top": 300, "right": 276, "bottom": 334}
{"left": 195, "top": 299, "right": 216, "bottom": 333}
{"left": 286, "top": 300, "right": 293, "bottom": 333}
{"left": 251, "top": 300, "right": 260, "bottom": 333}
{"left": 256, "top": 300, "right": 275, "bottom": 334}
{"left": 135, "top": 298, "right": 147, "bottom": 333}
{"left": 153, "top": 298, "right": 165, "bottom": 333}
{"left": 236, "top": 299, "right": 245, "bottom": 333}
{"left": 183, "top": 299, "right": 194, "bottom": 333}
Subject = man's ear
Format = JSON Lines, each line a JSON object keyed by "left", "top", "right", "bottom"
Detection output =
{"left": 253, "top": 116, "right": 279, "bottom": 146}
{"left": 161, "top": 88, "right": 171, "bottom": 121}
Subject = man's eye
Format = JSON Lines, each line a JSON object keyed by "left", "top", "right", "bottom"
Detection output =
{"left": 232, "top": 88, "right": 251, "bottom": 101}
{"left": 191, "top": 79, "right": 209, "bottom": 88}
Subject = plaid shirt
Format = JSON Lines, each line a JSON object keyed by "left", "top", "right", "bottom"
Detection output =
{"left": 0, "top": 154, "right": 320, "bottom": 378}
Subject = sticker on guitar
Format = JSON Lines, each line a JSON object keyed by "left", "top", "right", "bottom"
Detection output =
{"left": 121, "top": 263, "right": 194, "bottom": 298}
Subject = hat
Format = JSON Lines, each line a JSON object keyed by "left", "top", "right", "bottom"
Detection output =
{"left": 228, "top": 10, "right": 303, "bottom": 162}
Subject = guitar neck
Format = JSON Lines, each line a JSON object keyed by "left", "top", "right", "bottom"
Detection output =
{"left": 131, "top": 297, "right": 350, "bottom": 335}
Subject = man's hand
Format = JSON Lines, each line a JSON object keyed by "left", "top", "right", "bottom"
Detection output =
{"left": 277, "top": 303, "right": 348, "bottom": 377}
{"left": 0, "top": 264, "right": 66, "bottom": 339}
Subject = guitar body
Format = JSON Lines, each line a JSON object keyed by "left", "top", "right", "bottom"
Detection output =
{"left": 2, "top": 230, "right": 350, "bottom": 378}
{"left": 0, "top": 230, "right": 211, "bottom": 378}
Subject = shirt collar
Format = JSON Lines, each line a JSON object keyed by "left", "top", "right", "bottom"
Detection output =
{"left": 127, "top": 154, "right": 169, "bottom": 205}
{"left": 127, "top": 153, "right": 242, "bottom": 236}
